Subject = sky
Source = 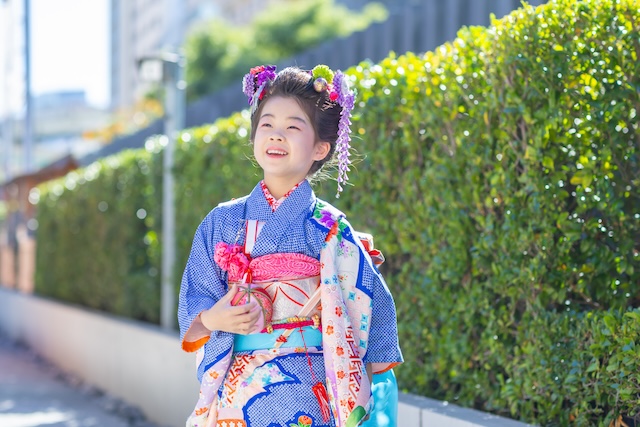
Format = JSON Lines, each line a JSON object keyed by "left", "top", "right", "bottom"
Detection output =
{"left": 30, "top": 0, "right": 110, "bottom": 108}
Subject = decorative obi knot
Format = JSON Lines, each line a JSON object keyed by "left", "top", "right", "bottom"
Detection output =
{"left": 214, "top": 243, "right": 320, "bottom": 283}
{"left": 249, "top": 253, "right": 320, "bottom": 282}
{"left": 357, "top": 232, "right": 385, "bottom": 266}
{"left": 214, "top": 242, "right": 250, "bottom": 282}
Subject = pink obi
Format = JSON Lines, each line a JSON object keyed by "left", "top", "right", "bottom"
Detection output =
{"left": 214, "top": 244, "right": 321, "bottom": 333}
{"left": 214, "top": 243, "right": 320, "bottom": 282}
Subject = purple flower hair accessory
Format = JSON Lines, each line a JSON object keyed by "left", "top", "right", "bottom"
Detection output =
{"left": 309, "top": 65, "right": 356, "bottom": 197}
{"left": 331, "top": 70, "right": 355, "bottom": 197}
{"left": 242, "top": 65, "right": 277, "bottom": 115}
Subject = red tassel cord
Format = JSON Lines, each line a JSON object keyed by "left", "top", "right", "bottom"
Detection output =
{"left": 312, "top": 382, "right": 331, "bottom": 423}
{"left": 300, "top": 327, "right": 331, "bottom": 422}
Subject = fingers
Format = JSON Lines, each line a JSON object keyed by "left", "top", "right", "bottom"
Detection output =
{"left": 223, "top": 283, "right": 239, "bottom": 302}
{"left": 247, "top": 303, "right": 262, "bottom": 329}
{"left": 235, "top": 302, "right": 262, "bottom": 335}
{"left": 216, "top": 285, "right": 267, "bottom": 334}
{"left": 228, "top": 300, "right": 258, "bottom": 315}
{"left": 235, "top": 319, "right": 257, "bottom": 335}
{"left": 244, "top": 302, "right": 262, "bottom": 322}
{"left": 233, "top": 318, "right": 258, "bottom": 334}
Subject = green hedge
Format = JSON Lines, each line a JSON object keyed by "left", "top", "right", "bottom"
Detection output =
{"left": 342, "top": 0, "right": 640, "bottom": 424}
{"left": 34, "top": 0, "right": 639, "bottom": 424}
{"left": 34, "top": 151, "right": 161, "bottom": 322}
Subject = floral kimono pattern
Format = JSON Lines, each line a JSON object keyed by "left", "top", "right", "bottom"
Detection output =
{"left": 178, "top": 181, "right": 402, "bottom": 427}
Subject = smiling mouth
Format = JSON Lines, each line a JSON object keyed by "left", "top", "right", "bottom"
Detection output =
{"left": 266, "top": 149, "right": 288, "bottom": 156}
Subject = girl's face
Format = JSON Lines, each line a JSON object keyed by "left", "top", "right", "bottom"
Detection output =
{"left": 253, "top": 96, "right": 330, "bottom": 187}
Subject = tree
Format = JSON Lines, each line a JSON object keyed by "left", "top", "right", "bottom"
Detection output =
{"left": 184, "top": 0, "right": 387, "bottom": 101}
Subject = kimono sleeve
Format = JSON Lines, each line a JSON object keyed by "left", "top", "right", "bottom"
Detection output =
{"left": 333, "top": 215, "right": 403, "bottom": 372}
{"left": 357, "top": 239, "right": 404, "bottom": 372}
{"left": 364, "top": 268, "right": 404, "bottom": 371}
{"left": 177, "top": 208, "right": 227, "bottom": 352}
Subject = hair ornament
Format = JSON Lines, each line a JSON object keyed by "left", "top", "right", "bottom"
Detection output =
{"left": 330, "top": 74, "right": 354, "bottom": 196}
{"left": 311, "top": 65, "right": 334, "bottom": 84}
{"left": 311, "top": 65, "right": 339, "bottom": 101}
{"left": 244, "top": 64, "right": 356, "bottom": 197}
{"left": 309, "top": 65, "right": 355, "bottom": 196}
{"left": 242, "top": 65, "right": 277, "bottom": 115}
{"left": 313, "top": 77, "right": 328, "bottom": 93}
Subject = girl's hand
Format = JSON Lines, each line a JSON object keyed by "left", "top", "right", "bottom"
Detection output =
{"left": 200, "top": 284, "right": 262, "bottom": 334}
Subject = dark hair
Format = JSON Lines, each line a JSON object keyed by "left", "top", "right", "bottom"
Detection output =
{"left": 249, "top": 67, "right": 342, "bottom": 176}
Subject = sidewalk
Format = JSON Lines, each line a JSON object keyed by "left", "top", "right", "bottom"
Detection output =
{"left": 0, "top": 332, "right": 162, "bottom": 427}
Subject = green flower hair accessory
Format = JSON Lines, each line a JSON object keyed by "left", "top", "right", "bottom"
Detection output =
{"left": 312, "top": 65, "right": 334, "bottom": 83}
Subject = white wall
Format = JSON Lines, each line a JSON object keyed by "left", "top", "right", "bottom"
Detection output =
{"left": 0, "top": 288, "right": 198, "bottom": 427}
{"left": 0, "top": 288, "right": 533, "bottom": 427}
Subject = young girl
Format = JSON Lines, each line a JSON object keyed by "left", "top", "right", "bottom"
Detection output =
{"left": 178, "top": 65, "right": 403, "bottom": 427}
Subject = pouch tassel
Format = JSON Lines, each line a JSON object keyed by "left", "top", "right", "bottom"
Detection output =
{"left": 300, "top": 327, "right": 331, "bottom": 423}
{"left": 312, "top": 382, "right": 331, "bottom": 423}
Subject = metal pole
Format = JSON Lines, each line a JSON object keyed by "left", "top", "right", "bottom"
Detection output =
{"left": 1, "top": 0, "right": 11, "bottom": 182}
{"left": 160, "top": 55, "right": 185, "bottom": 330}
{"left": 23, "top": 0, "right": 33, "bottom": 172}
{"left": 0, "top": 117, "right": 11, "bottom": 183}
{"left": 159, "top": 0, "right": 184, "bottom": 330}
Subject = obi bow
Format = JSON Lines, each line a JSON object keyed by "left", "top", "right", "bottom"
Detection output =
{"left": 213, "top": 242, "right": 250, "bottom": 282}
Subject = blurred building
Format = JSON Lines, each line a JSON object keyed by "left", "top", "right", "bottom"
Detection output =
{"left": 2, "top": 90, "right": 108, "bottom": 177}
{"left": 32, "top": 91, "right": 107, "bottom": 159}
{"left": 1, "top": 0, "right": 110, "bottom": 183}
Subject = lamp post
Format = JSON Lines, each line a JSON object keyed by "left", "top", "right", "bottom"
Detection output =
{"left": 138, "top": 52, "right": 185, "bottom": 330}
{"left": 23, "top": 0, "right": 33, "bottom": 173}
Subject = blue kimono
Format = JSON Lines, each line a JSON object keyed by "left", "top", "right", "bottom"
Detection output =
{"left": 178, "top": 180, "right": 402, "bottom": 427}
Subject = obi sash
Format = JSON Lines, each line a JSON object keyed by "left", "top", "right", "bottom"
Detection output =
{"left": 234, "top": 326, "right": 323, "bottom": 352}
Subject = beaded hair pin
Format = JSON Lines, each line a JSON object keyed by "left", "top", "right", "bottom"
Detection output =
{"left": 242, "top": 64, "right": 356, "bottom": 197}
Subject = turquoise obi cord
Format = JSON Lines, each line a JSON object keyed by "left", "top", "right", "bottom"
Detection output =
{"left": 233, "top": 326, "right": 322, "bottom": 352}
{"left": 234, "top": 327, "right": 398, "bottom": 427}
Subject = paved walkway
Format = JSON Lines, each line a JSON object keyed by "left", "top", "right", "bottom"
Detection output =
{"left": 0, "top": 332, "right": 162, "bottom": 427}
